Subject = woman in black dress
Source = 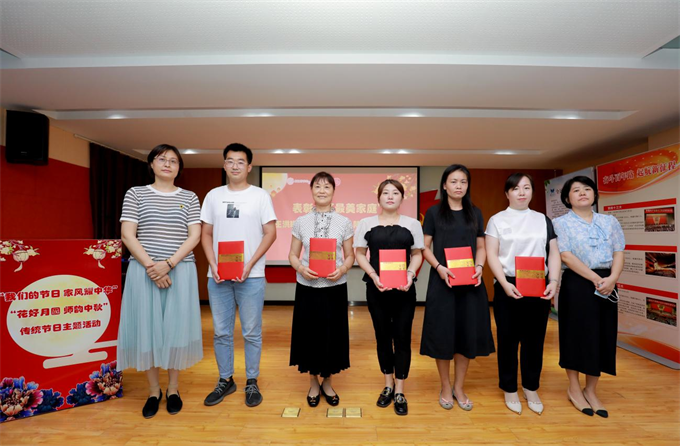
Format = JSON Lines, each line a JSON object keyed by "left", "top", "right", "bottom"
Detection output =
{"left": 355, "top": 179, "right": 425, "bottom": 416}
{"left": 420, "top": 165, "right": 495, "bottom": 411}
{"left": 288, "top": 172, "right": 355, "bottom": 407}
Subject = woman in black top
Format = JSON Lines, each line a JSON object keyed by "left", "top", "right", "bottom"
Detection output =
{"left": 420, "top": 165, "right": 495, "bottom": 411}
{"left": 355, "top": 179, "right": 425, "bottom": 416}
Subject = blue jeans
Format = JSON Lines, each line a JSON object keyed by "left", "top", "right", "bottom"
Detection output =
{"left": 207, "top": 277, "right": 266, "bottom": 379}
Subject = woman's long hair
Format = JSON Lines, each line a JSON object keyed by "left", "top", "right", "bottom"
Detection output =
{"left": 437, "top": 164, "right": 478, "bottom": 229}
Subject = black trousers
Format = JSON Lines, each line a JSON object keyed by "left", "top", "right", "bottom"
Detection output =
{"left": 366, "top": 283, "right": 416, "bottom": 380}
{"left": 493, "top": 278, "right": 551, "bottom": 393}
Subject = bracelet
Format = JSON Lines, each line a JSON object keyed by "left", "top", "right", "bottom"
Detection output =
{"left": 475, "top": 264, "right": 483, "bottom": 269}
{"left": 435, "top": 263, "right": 441, "bottom": 271}
{"left": 368, "top": 270, "right": 377, "bottom": 277}
{"left": 407, "top": 270, "right": 416, "bottom": 278}
{"left": 165, "top": 259, "right": 174, "bottom": 269}
{"left": 549, "top": 278, "right": 558, "bottom": 283}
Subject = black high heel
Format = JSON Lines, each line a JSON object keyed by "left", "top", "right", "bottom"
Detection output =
{"left": 320, "top": 381, "right": 340, "bottom": 406}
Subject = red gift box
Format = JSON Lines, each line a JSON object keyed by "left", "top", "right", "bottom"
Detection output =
{"left": 309, "top": 238, "right": 337, "bottom": 278}
{"left": 379, "top": 249, "right": 408, "bottom": 288}
{"left": 218, "top": 241, "right": 244, "bottom": 280}
{"left": 515, "top": 256, "right": 546, "bottom": 297}
{"left": 445, "top": 247, "right": 477, "bottom": 286}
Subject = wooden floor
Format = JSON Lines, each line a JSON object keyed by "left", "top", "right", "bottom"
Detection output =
{"left": 2, "top": 306, "right": 679, "bottom": 446}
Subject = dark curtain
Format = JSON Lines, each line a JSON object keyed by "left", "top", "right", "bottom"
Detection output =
{"left": 89, "top": 143, "right": 148, "bottom": 239}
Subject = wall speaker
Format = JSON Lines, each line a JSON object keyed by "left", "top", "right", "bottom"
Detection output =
{"left": 5, "top": 110, "right": 50, "bottom": 165}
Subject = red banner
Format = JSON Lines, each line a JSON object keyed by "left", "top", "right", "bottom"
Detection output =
{"left": 597, "top": 146, "right": 679, "bottom": 193}
{"left": 0, "top": 240, "right": 122, "bottom": 423}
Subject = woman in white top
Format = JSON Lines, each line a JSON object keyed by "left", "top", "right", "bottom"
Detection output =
{"left": 485, "top": 173, "right": 561, "bottom": 415}
{"left": 354, "top": 179, "right": 424, "bottom": 416}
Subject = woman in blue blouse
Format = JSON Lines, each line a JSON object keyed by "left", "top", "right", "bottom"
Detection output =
{"left": 552, "top": 176, "right": 625, "bottom": 418}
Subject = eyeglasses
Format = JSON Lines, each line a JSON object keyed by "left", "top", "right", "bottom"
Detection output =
{"left": 225, "top": 160, "right": 247, "bottom": 167}
{"left": 155, "top": 156, "right": 179, "bottom": 166}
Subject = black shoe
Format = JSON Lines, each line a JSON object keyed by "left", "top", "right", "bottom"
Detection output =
{"left": 376, "top": 387, "right": 394, "bottom": 408}
{"left": 166, "top": 390, "right": 183, "bottom": 415}
{"left": 307, "top": 388, "right": 321, "bottom": 407}
{"left": 204, "top": 377, "right": 236, "bottom": 406}
{"left": 394, "top": 393, "right": 408, "bottom": 416}
{"left": 245, "top": 378, "right": 263, "bottom": 407}
{"left": 320, "top": 382, "right": 340, "bottom": 406}
{"left": 142, "top": 390, "right": 162, "bottom": 419}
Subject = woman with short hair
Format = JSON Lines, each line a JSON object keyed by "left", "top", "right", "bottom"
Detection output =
{"left": 553, "top": 175, "right": 625, "bottom": 418}
{"left": 118, "top": 144, "right": 203, "bottom": 418}
{"left": 288, "top": 171, "right": 355, "bottom": 408}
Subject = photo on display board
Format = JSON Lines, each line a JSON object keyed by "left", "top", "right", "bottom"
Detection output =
{"left": 646, "top": 298, "right": 677, "bottom": 327}
{"left": 645, "top": 252, "right": 677, "bottom": 278}
{"left": 644, "top": 207, "right": 675, "bottom": 232}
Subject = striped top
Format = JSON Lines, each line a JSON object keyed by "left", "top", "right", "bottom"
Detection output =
{"left": 120, "top": 185, "right": 201, "bottom": 262}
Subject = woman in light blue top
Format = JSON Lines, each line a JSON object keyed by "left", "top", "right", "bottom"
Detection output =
{"left": 552, "top": 176, "right": 625, "bottom": 418}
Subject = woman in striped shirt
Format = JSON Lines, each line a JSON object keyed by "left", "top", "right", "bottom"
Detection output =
{"left": 118, "top": 144, "right": 203, "bottom": 419}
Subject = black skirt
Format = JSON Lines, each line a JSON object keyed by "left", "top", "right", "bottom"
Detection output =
{"left": 420, "top": 272, "right": 495, "bottom": 360}
{"left": 289, "top": 282, "right": 350, "bottom": 377}
{"left": 558, "top": 269, "right": 618, "bottom": 376}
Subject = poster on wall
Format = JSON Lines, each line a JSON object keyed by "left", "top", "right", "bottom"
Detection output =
{"left": 0, "top": 240, "right": 123, "bottom": 422}
{"left": 545, "top": 167, "right": 596, "bottom": 220}
{"left": 597, "top": 144, "right": 680, "bottom": 369}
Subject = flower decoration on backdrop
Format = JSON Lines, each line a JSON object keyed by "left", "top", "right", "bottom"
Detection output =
{"left": 0, "top": 377, "right": 49, "bottom": 422}
{"left": 86, "top": 361, "right": 123, "bottom": 401}
{"left": 0, "top": 241, "right": 39, "bottom": 272}
{"left": 84, "top": 240, "right": 122, "bottom": 269}
{"left": 67, "top": 361, "right": 123, "bottom": 407}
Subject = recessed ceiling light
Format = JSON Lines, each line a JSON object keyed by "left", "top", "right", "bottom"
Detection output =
{"left": 399, "top": 112, "right": 423, "bottom": 118}
{"left": 183, "top": 149, "right": 197, "bottom": 154}
{"left": 288, "top": 149, "right": 301, "bottom": 154}
{"left": 495, "top": 151, "right": 516, "bottom": 155}
{"left": 273, "top": 149, "right": 285, "bottom": 154}
{"left": 397, "top": 149, "right": 410, "bottom": 154}
{"left": 108, "top": 114, "right": 126, "bottom": 119}
{"left": 382, "top": 150, "right": 393, "bottom": 154}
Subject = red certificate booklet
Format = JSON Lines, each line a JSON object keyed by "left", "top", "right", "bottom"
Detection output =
{"left": 379, "top": 249, "right": 407, "bottom": 288}
{"left": 309, "top": 238, "right": 336, "bottom": 278}
{"left": 515, "top": 256, "right": 546, "bottom": 297}
{"left": 218, "top": 241, "right": 244, "bottom": 280}
{"left": 445, "top": 247, "right": 477, "bottom": 286}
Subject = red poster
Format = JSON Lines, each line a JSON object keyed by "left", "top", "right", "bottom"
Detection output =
{"left": 0, "top": 240, "right": 123, "bottom": 423}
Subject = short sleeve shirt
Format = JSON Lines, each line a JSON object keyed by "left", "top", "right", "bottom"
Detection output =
{"left": 292, "top": 210, "right": 354, "bottom": 288}
{"left": 485, "top": 207, "right": 556, "bottom": 277}
{"left": 423, "top": 205, "right": 485, "bottom": 262}
{"left": 200, "top": 185, "right": 277, "bottom": 278}
{"left": 354, "top": 215, "right": 425, "bottom": 282}
{"left": 553, "top": 210, "right": 625, "bottom": 269}
{"left": 120, "top": 185, "right": 201, "bottom": 262}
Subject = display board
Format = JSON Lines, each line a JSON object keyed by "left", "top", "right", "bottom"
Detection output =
{"left": 0, "top": 240, "right": 123, "bottom": 422}
{"left": 597, "top": 144, "right": 679, "bottom": 368}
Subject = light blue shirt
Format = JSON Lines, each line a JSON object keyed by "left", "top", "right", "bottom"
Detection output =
{"left": 553, "top": 210, "right": 625, "bottom": 270}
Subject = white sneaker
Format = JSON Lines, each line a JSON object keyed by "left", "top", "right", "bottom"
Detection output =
{"left": 504, "top": 392, "right": 522, "bottom": 415}
{"left": 522, "top": 387, "right": 544, "bottom": 415}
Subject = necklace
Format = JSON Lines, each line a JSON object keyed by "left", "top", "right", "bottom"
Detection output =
{"left": 312, "top": 206, "right": 333, "bottom": 238}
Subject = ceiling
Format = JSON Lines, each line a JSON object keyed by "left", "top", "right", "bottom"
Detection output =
{"left": 1, "top": 0, "right": 679, "bottom": 168}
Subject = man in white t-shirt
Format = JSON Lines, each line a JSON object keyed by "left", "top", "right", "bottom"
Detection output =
{"left": 200, "top": 143, "right": 277, "bottom": 408}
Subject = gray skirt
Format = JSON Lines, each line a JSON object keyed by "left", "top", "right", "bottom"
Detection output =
{"left": 117, "top": 260, "right": 203, "bottom": 371}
